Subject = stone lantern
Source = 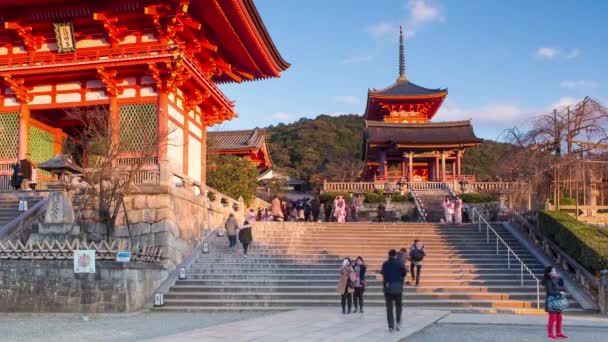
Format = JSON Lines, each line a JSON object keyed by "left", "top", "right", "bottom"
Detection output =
{"left": 35, "top": 154, "right": 83, "bottom": 239}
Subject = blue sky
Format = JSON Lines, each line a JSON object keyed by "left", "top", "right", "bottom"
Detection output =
{"left": 217, "top": 0, "right": 608, "bottom": 140}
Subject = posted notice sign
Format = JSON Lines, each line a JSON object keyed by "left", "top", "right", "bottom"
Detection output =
{"left": 74, "top": 250, "right": 96, "bottom": 273}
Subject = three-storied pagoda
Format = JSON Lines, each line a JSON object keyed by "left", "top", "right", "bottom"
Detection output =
{"left": 362, "top": 27, "right": 481, "bottom": 182}
{"left": 0, "top": 0, "right": 289, "bottom": 189}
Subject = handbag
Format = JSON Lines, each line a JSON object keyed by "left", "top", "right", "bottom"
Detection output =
{"left": 547, "top": 294, "right": 569, "bottom": 312}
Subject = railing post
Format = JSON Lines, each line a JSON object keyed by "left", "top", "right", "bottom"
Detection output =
{"left": 507, "top": 248, "right": 511, "bottom": 269}
{"left": 537, "top": 279, "right": 541, "bottom": 310}
{"left": 521, "top": 263, "right": 524, "bottom": 286}
{"left": 600, "top": 270, "right": 608, "bottom": 314}
{"left": 496, "top": 237, "right": 499, "bottom": 255}
{"left": 486, "top": 222, "right": 489, "bottom": 243}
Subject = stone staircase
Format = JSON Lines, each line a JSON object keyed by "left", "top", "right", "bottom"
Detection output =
{"left": 157, "top": 222, "right": 583, "bottom": 313}
{"left": 416, "top": 190, "right": 449, "bottom": 222}
{"left": 0, "top": 194, "right": 44, "bottom": 227}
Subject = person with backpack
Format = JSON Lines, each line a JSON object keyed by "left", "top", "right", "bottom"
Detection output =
{"left": 224, "top": 214, "right": 238, "bottom": 249}
{"left": 336, "top": 258, "right": 354, "bottom": 314}
{"left": 381, "top": 249, "right": 406, "bottom": 332}
{"left": 238, "top": 220, "right": 253, "bottom": 259}
{"left": 352, "top": 256, "right": 367, "bottom": 313}
{"left": 543, "top": 266, "right": 569, "bottom": 339}
{"left": 409, "top": 240, "right": 426, "bottom": 286}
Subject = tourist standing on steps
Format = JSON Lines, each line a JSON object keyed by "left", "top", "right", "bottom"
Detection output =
{"left": 271, "top": 195, "right": 283, "bottom": 221}
{"left": 377, "top": 203, "right": 386, "bottom": 222}
{"left": 224, "top": 214, "right": 238, "bottom": 249}
{"left": 442, "top": 196, "right": 452, "bottom": 223}
{"left": 335, "top": 196, "right": 346, "bottom": 223}
{"left": 239, "top": 220, "right": 253, "bottom": 259}
{"left": 454, "top": 195, "right": 463, "bottom": 224}
{"left": 381, "top": 249, "right": 406, "bottom": 332}
{"left": 246, "top": 208, "right": 256, "bottom": 222}
{"left": 336, "top": 258, "right": 354, "bottom": 314}
{"left": 352, "top": 256, "right": 367, "bottom": 313}
{"left": 409, "top": 240, "right": 425, "bottom": 286}
{"left": 543, "top": 266, "right": 569, "bottom": 339}
{"left": 18, "top": 153, "right": 33, "bottom": 190}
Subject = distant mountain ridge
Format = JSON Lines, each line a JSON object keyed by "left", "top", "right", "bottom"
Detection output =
{"left": 264, "top": 114, "right": 515, "bottom": 188}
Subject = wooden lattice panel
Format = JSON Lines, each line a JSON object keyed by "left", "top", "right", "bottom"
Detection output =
{"left": 119, "top": 103, "right": 157, "bottom": 152}
{"left": 0, "top": 113, "right": 18, "bottom": 160}
{"left": 29, "top": 125, "right": 54, "bottom": 163}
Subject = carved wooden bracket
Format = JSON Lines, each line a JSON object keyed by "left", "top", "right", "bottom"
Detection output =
{"left": 2, "top": 76, "right": 33, "bottom": 103}
{"left": 97, "top": 67, "right": 124, "bottom": 97}
{"left": 148, "top": 57, "right": 191, "bottom": 92}
{"left": 4, "top": 22, "right": 45, "bottom": 52}
{"left": 183, "top": 89, "right": 210, "bottom": 112}
{"left": 93, "top": 12, "right": 129, "bottom": 46}
{"left": 144, "top": 1, "right": 201, "bottom": 41}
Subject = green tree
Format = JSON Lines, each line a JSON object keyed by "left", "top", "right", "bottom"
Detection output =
{"left": 207, "top": 155, "right": 258, "bottom": 203}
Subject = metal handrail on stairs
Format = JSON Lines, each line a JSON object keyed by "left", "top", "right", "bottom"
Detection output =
{"left": 471, "top": 207, "right": 541, "bottom": 309}
{"left": 409, "top": 188, "right": 427, "bottom": 222}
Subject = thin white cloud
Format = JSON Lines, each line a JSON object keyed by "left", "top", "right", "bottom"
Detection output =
{"left": 366, "top": 0, "right": 444, "bottom": 39}
{"left": 272, "top": 112, "right": 291, "bottom": 120}
{"left": 535, "top": 47, "right": 580, "bottom": 60}
{"left": 550, "top": 97, "right": 580, "bottom": 110}
{"left": 536, "top": 47, "right": 558, "bottom": 59}
{"left": 565, "top": 48, "right": 580, "bottom": 59}
{"left": 366, "top": 22, "right": 399, "bottom": 39}
{"left": 341, "top": 55, "right": 374, "bottom": 64}
{"left": 559, "top": 80, "right": 597, "bottom": 90}
{"left": 335, "top": 96, "right": 362, "bottom": 105}
{"left": 327, "top": 112, "right": 348, "bottom": 117}
{"left": 436, "top": 103, "right": 526, "bottom": 124}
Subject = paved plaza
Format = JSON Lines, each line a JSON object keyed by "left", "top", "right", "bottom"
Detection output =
{"left": 2, "top": 309, "right": 608, "bottom": 342}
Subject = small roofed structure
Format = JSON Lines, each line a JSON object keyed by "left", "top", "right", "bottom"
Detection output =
{"left": 37, "top": 154, "right": 83, "bottom": 178}
{"left": 208, "top": 129, "right": 272, "bottom": 170}
{"left": 362, "top": 26, "right": 482, "bottom": 182}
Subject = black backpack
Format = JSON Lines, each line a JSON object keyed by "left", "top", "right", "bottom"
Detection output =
{"left": 411, "top": 247, "right": 425, "bottom": 262}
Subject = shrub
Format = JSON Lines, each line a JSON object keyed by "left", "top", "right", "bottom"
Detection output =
{"left": 365, "top": 192, "right": 384, "bottom": 203}
{"left": 538, "top": 210, "right": 608, "bottom": 275}
{"left": 391, "top": 192, "right": 413, "bottom": 203}
{"left": 319, "top": 191, "right": 351, "bottom": 203}
{"left": 549, "top": 197, "right": 577, "bottom": 205}
{"left": 460, "top": 193, "right": 495, "bottom": 203}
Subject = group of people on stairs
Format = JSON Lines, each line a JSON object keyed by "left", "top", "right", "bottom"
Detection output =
{"left": 441, "top": 195, "right": 463, "bottom": 224}
{"left": 224, "top": 214, "right": 253, "bottom": 259}
{"left": 336, "top": 241, "right": 426, "bottom": 332}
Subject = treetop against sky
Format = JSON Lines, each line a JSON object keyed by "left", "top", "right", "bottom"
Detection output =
{"left": 218, "top": 0, "right": 608, "bottom": 140}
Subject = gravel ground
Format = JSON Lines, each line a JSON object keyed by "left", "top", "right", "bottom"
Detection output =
{"left": 0, "top": 311, "right": 270, "bottom": 342}
{"left": 406, "top": 323, "right": 608, "bottom": 342}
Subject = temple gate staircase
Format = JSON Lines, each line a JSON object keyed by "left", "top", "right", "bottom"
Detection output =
{"left": 0, "top": 194, "right": 44, "bottom": 231}
{"left": 157, "top": 222, "right": 584, "bottom": 313}
{"left": 415, "top": 190, "right": 450, "bottom": 222}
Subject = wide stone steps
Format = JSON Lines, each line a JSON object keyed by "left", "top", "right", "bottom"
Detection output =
{"left": 156, "top": 222, "right": 577, "bottom": 313}
{"left": 0, "top": 196, "right": 43, "bottom": 226}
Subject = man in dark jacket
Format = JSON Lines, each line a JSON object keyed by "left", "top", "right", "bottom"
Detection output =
{"left": 381, "top": 249, "right": 407, "bottom": 332}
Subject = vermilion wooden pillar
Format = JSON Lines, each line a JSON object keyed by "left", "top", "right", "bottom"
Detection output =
{"left": 456, "top": 150, "right": 462, "bottom": 178}
{"left": 17, "top": 102, "right": 30, "bottom": 160}
{"left": 401, "top": 159, "right": 406, "bottom": 180}
{"left": 183, "top": 111, "right": 190, "bottom": 176}
{"left": 109, "top": 95, "right": 120, "bottom": 151}
{"left": 201, "top": 125, "right": 207, "bottom": 184}
{"left": 157, "top": 91, "right": 169, "bottom": 185}
{"left": 441, "top": 152, "right": 446, "bottom": 182}
{"left": 378, "top": 149, "right": 386, "bottom": 180}
{"left": 408, "top": 152, "right": 413, "bottom": 183}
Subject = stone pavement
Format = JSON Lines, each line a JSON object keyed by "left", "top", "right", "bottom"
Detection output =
{"left": 143, "top": 308, "right": 449, "bottom": 342}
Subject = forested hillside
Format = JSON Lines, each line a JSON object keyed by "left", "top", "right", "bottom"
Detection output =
{"left": 264, "top": 114, "right": 515, "bottom": 187}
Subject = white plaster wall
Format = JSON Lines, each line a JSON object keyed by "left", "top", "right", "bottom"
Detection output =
{"left": 56, "top": 82, "right": 81, "bottom": 91}
{"left": 56, "top": 93, "right": 81, "bottom": 103}
{"left": 168, "top": 103, "right": 184, "bottom": 125}
{"left": 30, "top": 95, "right": 52, "bottom": 105}
{"left": 168, "top": 124, "right": 184, "bottom": 173}
{"left": 188, "top": 136, "right": 202, "bottom": 183}
{"left": 76, "top": 38, "right": 110, "bottom": 49}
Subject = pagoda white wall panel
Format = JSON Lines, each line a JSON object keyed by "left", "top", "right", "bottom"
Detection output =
{"left": 168, "top": 104, "right": 184, "bottom": 125}
{"left": 168, "top": 125, "right": 184, "bottom": 174}
{"left": 56, "top": 82, "right": 81, "bottom": 91}
{"left": 189, "top": 122, "right": 202, "bottom": 138}
{"left": 121, "top": 35, "right": 137, "bottom": 44}
{"left": 12, "top": 46, "right": 26, "bottom": 54}
{"left": 85, "top": 91, "right": 108, "bottom": 101}
{"left": 30, "top": 95, "right": 52, "bottom": 105}
{"left": 56, "top": 93, "right": 81, "bottom": 103}
{"left": 3, "top": 97, "right": 18, "bottom": 107}
{"left": 0, "top": 47, "right": 8, "bottom": 55}
{"left": 188, "top": 136, "right": 202, "bottom": 183}
{"left": 118, "top": 88, "right": 136, "bottom": 98}
{"left": 141, "top": 34, "right": 158, "bottom": 43}
{"left": 140, "top": 87, "right": 157, "bottom": 97}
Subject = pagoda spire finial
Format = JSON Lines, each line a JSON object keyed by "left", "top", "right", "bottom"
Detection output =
{"left": 398, "top": 25, "right": 406, "bottom": 82}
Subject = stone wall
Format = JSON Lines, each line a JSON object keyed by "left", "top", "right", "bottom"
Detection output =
{"left": 0, "top": 260, "right": 167, "bottom": 313}
{"left": 81, "top": 185, "right": 245, "bottom": 269}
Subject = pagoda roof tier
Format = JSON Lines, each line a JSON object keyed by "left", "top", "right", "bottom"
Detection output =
{"left": 364, "top": 120, "right": 483, "bottom": 148}
{"left": 369, "top": 79, "right": 447, "bottom": 98}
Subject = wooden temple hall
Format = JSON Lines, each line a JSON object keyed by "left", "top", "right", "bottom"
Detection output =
{"left": 362, "top": 27, "right": 482, "bottom": 183}
{"left": 0, "top": 0, "right": 289, "bottom": 190}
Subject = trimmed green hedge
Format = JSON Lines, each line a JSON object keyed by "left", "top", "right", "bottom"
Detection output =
{"left": 365, "top": 192, "right": 384, "bottom": 203}
{"left": 538, "top": 210, "right": 608, "bottom": 274}
{"left": 549, "top": 197, "right": 577, "bottom": 205}
{"left": 391, "top": 193, "right": 414, "bottom": 203}
{"left": 460, "top": 193, "right": 495, "bottom": 203}
{"left": 319, "top": 191, "right": 351, "bottom": 203}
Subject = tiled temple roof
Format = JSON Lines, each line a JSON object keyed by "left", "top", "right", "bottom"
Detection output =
{"left": 208, "top": 129, "right": 266, "bottom": 151}
{"left": 369, "top": 79, "right": 447, "bottom": 97}
{"left": 364, "top": 120, "right": 482, "bottom": 145}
